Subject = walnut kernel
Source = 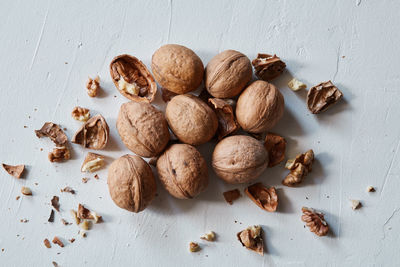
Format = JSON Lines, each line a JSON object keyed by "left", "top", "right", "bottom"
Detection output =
{"left": 44, "top": 238, "right": 51, "bottom": 248}
{"left": 189, "top": 242, "right": 200, "bottom": 252}
{"left": 21, "top": 186, "right": 32, "bottom": 196}
{"left": 200, "top": 231, "right": 215, "bottom": 242}
{"left": 86, "top": 76, "right": 100, "bottom": 97}
{"left": 288, "top": 78, "right": 307, "bottom": 91}
{"left": 223, "top": 189, "right": 241, "bottom": 205}
{"left": 81, "top": 152, "right": 104, "bottom": 172}
{"left": 282, "top": 150, "right": 314, "bottom": 186}
{"left": 48, "top": 146, "right": 70, "bottom": 162}
{"left": 71, "top": 106, "right": 90, "bottom": 122}
{"left": 301, "top": 207, "right": 329, "bottom": 236}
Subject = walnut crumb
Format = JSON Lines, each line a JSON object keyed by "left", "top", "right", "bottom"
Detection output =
{"left": 366, "top": 186, "right": 375, "bottom": 192}
{"left": 79, "top": 230, "right": 87, "bottom": 238}
{"left": 189, "top": 242, "right": 200, "bottom": 252}
{"left": 52, "top": 236, "right": 64, "bottom": 247}
{"left": 82, "top": 177, "right": 89, "bottom": 183}
{"left": 69, "top": 238, "right": 75, "bottom": 243}
{"left": 20, "top": 219, "right": 29, "bottom": 223}
{"left": 86, "top": 76, "right": 100, "bottom": 97}
{"left": 200, "top": 231, "right": 215, "bottom": 242}
{"left": 223, "top": 189, "right": 241, "bottom": 205}
{"left": 61, "top": 219, "right": 71, "bottom": 225}
{"left": 350, "top": 200, "right": 361, "bottom": 210}
{"left": 61, "top": 186, "right": 75, "bottom": 194}
{"left": 80, "top": 220, "right": 91, "bottom": 230}
{"left": 44, "top": 238, "right": 51, "bottom": 248}
{"left": 21, "top": 186, "right": 32, "bottom": 196}
{"left": 71, "top": 106, "right": 90, "bottom": 122}
{"left": 288, "top": 78, "right": 307, "bottom": 91}
{"left": 70, "top": 210, "right": 80, "bottom": 225}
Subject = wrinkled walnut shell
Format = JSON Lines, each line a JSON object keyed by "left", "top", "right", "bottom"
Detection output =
{"left": 110, "top": 54, "right": 157, "bottom": 102}
{"left": 307, "top": 81, "right": 343, "bottom": 114}
{"left": 264, "top": 133, "right": 286, "bottom": 167}
{"left": 301, "top": 207, "right": 329, "bottom": 236}
{"left": 151, "top": 44, "right": 204, "bottom": 94}
{"left": 212, "top": 135, "right": 269, "bottom": 184}
{"left": 117, "top": 101, "right": 170, "bottom": 158}
{"left": 208, "top": 98, "right": 239, "bottom": 140}
{"left": 252, "top": 54, "right": 286, "bottom": 81}
{"left": 223, "top": 189, "right": 241, "bottom": 205}
{"left": 236, "top": 80, "right": 284, "bottom": 134}
{"left": 205, "top": 50, "right": 252, "bottom": 98}
{"left": 2, "top": 164, "right": 25, "bottom": 178}
{"left": 35, "top": 122, "right": 68, "bottom": 146}
{"left": 72, "top": 115, "right": 109, "bottom": 150}
{"left": 166, "top": 94, "right": 218, "bottom": 145}
{"left": 283, "top": 149, "right": 314, "bottom": 187}
{"left": 157, "top": 144, "right": 208, "bottom": 199}
{"left": 107, "top": 155, "right": 156, "bottom": 212}
{"left": 245, "top": 183, "right": 278, "bottom": 212}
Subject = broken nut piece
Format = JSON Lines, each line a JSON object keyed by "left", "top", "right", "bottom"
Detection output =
{"left": 80, "top": 220, "right": 91, "bottom": 230}
{"left": 48, "top": 146, "right": 70, "bottom": 162}
{"left": 51, "top": 196, "right": 60, "bottom": 212}
{"left": 44, "top": 238, "right": 51, "bottom": 248}
{"left": 86, "top": 76, "right": 100, "bottom": 97}
{"left": 288, "top": 78, "right": 307, "bottom": 91}
{"left": 70, "top": 210, "right": 80, "bottom": 225}
{"left": 189, "top": 242, "right": 200, "bottom": 252}
{"left": 81, "top": 152, "right": 104, "bottom": 172}
{"left": 200, "top": 231, "right": 216, "bottom": 242}
{"left": 72, "top": 115, "right": 109, "bottom": 150}
{"left": 161, "top": 87, "right": 177, "bottom": 103}
{"left": 52, "top": 236, "right": 64, "bottom": 247}
{"left": 282, "top": 150, "right": 314, "bottom": 187}
{"left": 264, "top": 133, "right": 286, "bottom": 167}
{"left": 237, "top": 225, "right": 264, "bottom": 256}
{"left": 21, "top": 186, "right": 32, "bottom": 196}
{"left": 223, "top": 189, "right": 241, "bottom": 205}
{"left": 2, "top": 163, "right": 25, "bottom": 178}
{"left": 252, "top": 53, "right": 286, "bottom": 81}
{"left": 61, "top": 186, "right": 75, "bottom": 194}
{"left": 35, "top": 122, "right": 68, "bottom": 146}
{"left": 245, "top": 183, "right": 278, "bottom": 212}
{"left": 307, "top": 81, "right": 343, "bottom": 114}
{"left": 208, "top": 98, "right": 239, "bottom": 140}
{"left": 301, "top": 207, "right": 329, "bottom": 236}
{"left": 366, "top": 186, "right": 375, "bottom": 192}
{"left": 350, "top": 200, "right": 361, "bottom": 210}
{"left": 71, "top": 106, "right": 90, "bottom": 122}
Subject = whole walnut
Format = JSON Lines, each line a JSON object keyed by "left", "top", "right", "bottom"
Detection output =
{"left": 117, "top": 101, "right": 170, "bottom": 158}
{"left": 107, "top": 155, "right": 156, "bottom": 213}
{"left": 236, "top": 80, "right": 284, "bottom": 134}
{"left": 151, "top": 44, "right": 204, "bottom": 94}
{"left": 212, "top": 135, "right": 269, "bottom": 184}
{"left": 205, "top": 50, "right": 252, "bottom": 98}
{"left": 165, "top": 94, "right": 218, "bottom": 145}
{"left": 157, "top": 144, "right": 208, "bottom": 199}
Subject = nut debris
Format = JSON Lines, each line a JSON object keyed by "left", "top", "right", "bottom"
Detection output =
{"left": 200, "top": 231, "right": 215, "bottom": 242}
{"left": 77, "top": 204, "right": 102, "bottom": 223}
{"left": 72, "top": 115, "right": 109, "bottom": 150}
{"left": 245, "top": 183, "right": 278, "bottom": 212}
{"left": 60, "top": 186, "right": 75, "bottom": 194}
{"left": 223, "top": 189, "right": 241, "bottom": 205}
{"left": 43, "top": 238, "right": 51, "bottom": 248}
{"left": 70, "top": 210, "right": 80, "bottom": 225}
{"left": 48, "top": 210, "right": 55, "bottom": 222}
{"left": 161, "top": 87, "right": 177, "bottom": 102}
{"left": 71, "top": 106, "right": 90, "bottom": 122}
{"left": 80, "top": 220, "right": 91, "bottom": 230}
{"left": 61, "top": 219, "right": 71, "bottom": 225}
{"left": 366, "top": 186, "right": 375, "bottom": 192}
{"left": 307, "top": 81, "right": 343, "bottom": 114}
{"left": 208, "top": 98, "right": 239, "bottom": 140}
{"left": 79, "top": 230, "right": 87, "bottom": 238}
{"left": 21, "top": 186, "right": 32, "bottom": 196}
{"left": 350, "top": 200, "right": 361, "bottom": 210}
{"left": 69, "top": 238, "right": 75, "bottom": 243}
{"left": 2, "top": 164, "right": 25, "bottom": 178}
{"left": 52, "top": 236, "right": 64, "bottom": 247}
{"left": 288, "top": 78, "right": 307, "bottom": 91}
{"left": 283, "top": 150, "right": 314, "bottom": 187}
{"left": 189, "top": 242, "right": 200, "bottom": 252}
{"left": 82, "top": 177, "right": 89, "bottom": 183}
{"left": 51, "top": 196, "right": 60, "bottom": 212}
{"left": 86, "top": 75, "right": 100, "bottom": 97}
{"left": 48, "top": 146, "right": 70, "bottom": 162}
{"left": 237, "top": 225, "right": 264, "bottom": 255}
{"left": 301, "top": 207, "right": 329, "bottom": 236}
{"left": 264, "top": 133, "right": 286, "bottom": 167}
{"left": 81, "top": 152, "right": 104, "bottom": 172}
{"left": 35, "top": 122, "right": 68, "bottom": 146}
{"left": 252, "top": 53, "right": 286, "bottom": 81}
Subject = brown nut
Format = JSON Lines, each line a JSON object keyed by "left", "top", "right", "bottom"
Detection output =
{"left": 48, "top": 146, "right": 70, "bottom": 162}
{"left": 252, "top": 54, "right": 286, "bottom": 81}
{"left": 110, "top": 54, "right": 157, "bottom": 102}
{"left": 264, "top": 133, "right": 286, "bottom": 167}
{"left": 71, "top": 106, "right": 90, "bottom": 122}
{"left": 72, "top": 115, "right": 109, "bottom": 150}
{"left": 301, "top": 207, "right": 329, "bottom": 236}
{"left": 2, "top": 164, "right": 24, "bottom": 178}
{"left": 212, "top": 135, "right": 269, "bottom": 184}
{"left": 236, "top": 80, "right": 284, "bottom": 134}
{"left": 165, "top": 94, "right": 218, "bottom": 145}
{"left": 237, "top": 225, "right": 264, "bottom": 256}
{"left": 307, "top": 81, "right": 343, "bottom": 114}
{"left": 282, "top": 149, "right": 314, "bottom": 187}
{"left": 208, "top": 98, "right": 239, "bottom": 140}
{"left": 151, "top": 44, "right": 204, "bottom": 94}
{"left": 157, "top": 144, "right": 208, "bottom": 199}
{"left": 205, "top": 50, "right": 252, "bottom": 98}
{"left": 245, "top": 183, "right": 278, "bottom": 212}
{"left": 108, "top": 155, "right": 156, "bottom": 212}
{"left": 35, "top": 122, "right": 68, "bottom": 146}
{"left": 117, "top": 101, "right": 170, "bottom": 157}
{"left": 86, "top": 76, "right": 100, "bottom": 97}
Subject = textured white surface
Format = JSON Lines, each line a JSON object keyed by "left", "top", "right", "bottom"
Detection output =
{"left": 0, "top": 0, "right": 400, "bottom": 266}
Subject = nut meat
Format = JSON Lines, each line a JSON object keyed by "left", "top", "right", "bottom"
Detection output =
{"left": 2, "top": 164, "right": 24, "bottom": 178}
{"left": 86, "top": 76, "right": 100, "bottom": 97}
{"left": 110, "top": 54, "right": 157, "bottom": 102}
{"left": 48, "top": 146, "right": 70, "bottom": 162}
{"left": 72, "top": 115, "right": 109, "bottom": 150}
{"left": 245, "top": 183, "right": 278, "bottom": 212}
{"left": 282, "top": 150, "right": 314, "bottom": 186}
{"left": 252, "top": 54, "right": 286, "bottom": 81}
{"left": 71, "top": 106, "right": 90, "bottom": 122}
{"left": 35, "top": 122, "right": 68, "bottom": 146}
{"left": 301, "top": 207, "right": 329, "bottom": 236}
{"left": 81, "top": 152, "right": 104, "bottom": 172}
{"left": 307, "top": 81, "right": 343, "bottom": 114}
{"left": 237, "top": 225, "right": 264, "bottom": 255}
{"left": 208, "top": 98, "right": 239, "bottom": 139}
{"left": 264, "top": 133, "right": 286, "bottom": 167}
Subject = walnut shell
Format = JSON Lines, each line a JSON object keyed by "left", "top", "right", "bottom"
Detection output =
{"left": 107, "top": 155, "right": 156, "bottom": 213}
{"left": 212, "top": 135, "right": 269, "bottom": 184}
{"left": 165, "top": 94, "right": 218, "bottom": 145}
{"left": 236, "top": 80, "right": 284, "bottom": 134}
{"left": 117, "top": 101, "right": 170, "bottom": 158}
{"left": 205, "top": 50, "right": 252, "bottom": 98}
{"left": 151, "top": 44, "right": 204, "bottom": 94}
{"left": 72, "top": 115, "right": 109, "bottom": 149}
{"left": 156, "top": 144, "right": 208, "bottom": 199}
{"left": 110, "top": 54, "right": 157, "bottom": 102}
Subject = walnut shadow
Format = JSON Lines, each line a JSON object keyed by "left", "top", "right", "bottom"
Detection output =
{"left": 275, "top": 188, "right": 294, "bottom": 214}
{"left": 259, "top": 225, "right": 279, "bottom": 256}
{"left": 301, "top": 152, "right": 330, "bottom": 188}
{"left": 273, "top": 104, "right": 305, "bottom": 138}
{"left": 99, "top": 117, "right": 123, "bottom": 152}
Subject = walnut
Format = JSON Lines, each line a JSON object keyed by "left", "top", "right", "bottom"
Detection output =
{"left": 35, "top": 122, "right": 68, "bottom": 146}
{"left": 108, "top": 155, "right": 156, "bottom": 212}
{"left": 86, "top": 75, "right": 100, "bottom": 97}
{"left": 223, "top": 189, "right": 241, "bottom": 205}
{"left": 307, "top": 81, "right": 343, "bottom": 114}
{"left": 288, "top": 78, "right": 307, "bottom": 91}
{"left": 71, "top": 106, "right": 90, "bottom": 122}
{"left": 301, "top": 207, "right": 329, "bottom": 236}
{"left": 205, "top": 50, "right": 252, "bottom": 98}
{"left": 350, "top": 200, "right": 361, "bottom": 210}
{"left": 208, "top": 98, "right": 239, "bottom": 140}
{"left": 264, "top": 133, "right": 286, "bottom": 167}
{"left": 237, "top": 225, "right": 264, "bottom": 255}
{"left": 200, "top": 231, "right": 216, "bottom": 241}
{"left": 252, "top": 53, "right": 286, "bottom": 81}
{"left": 2, "top": 164, "right": 24, "bottom": 178}
{"left": 21, "top": 186, "right": 32, "bottom": 196}
{"left": 212, "top": 135, "right": 268, "bottom": 184}
{"left": 152, "top": 44, "right": 204, "bottom": 94}
{"left": 110, "top": 54, "right": 157, "bottom": 102}
{"left": 81, "top": 152, "right": 104, "bottom": 172}
{"left": 189, "top": 242, "right": 200, "bottom": 252}
{"left": 161, "top": 87, "right": 177, "bottom": 102}
{"left": 366, "top": 186, "right": 375, "bottom": 192}
{"left": 72, "top": 115, "right": 109, "bottom": 150}
{"left": 117, "top": 101, "right": 170, "bottom": 157}
{"left": 51, "top": 196, "right": 60, "bottom": 212}
{"left": 282, "top": 150, "right": 314, "bottom": 186}
{"left": 157, "top": 144, "right": 208, "bottom": 199}
{"left": 245, "top": 183, "right": 278, "bottom": 212}
{"left": 52, "top": 236, "right": 64, "bottom": 247}
{"left": 43, "top": 238, "right": 51, "bottom": 248}
{"left": 48, "top": 146, "right": 70, "bottom": 162}
{"left": 236, "top": 80, "right": 284, "bottom": 134}
{"left": 166, "top": 94, "right": 218, "bottom": 145}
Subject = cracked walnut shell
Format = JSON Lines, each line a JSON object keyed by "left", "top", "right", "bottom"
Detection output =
{"left": 72, "top": 115, "right": 109, "bottom": 150}
{"left": 35, "top": 122, "right": 68, "bottom": 146}
{"left": 208, "top": 98, "right": 239, "bottom": 140}
{"left": 157, "top": 144, "right": 208, "bottom": 199}
{"left": 245, "top": 183, "right": 278, "bottom": 212}
{"left": 282, "top": 150, "right": 314, "bottom": 186}
{"left": 264, "top": 133, "right": 286, "bottom": 167}
{"left": 2, "top": 164, "right": 24, "bottom": 178}
{"left": 151, "top": 44, "right": 204, "bottom": 94}
{"left": 236, "top": 80, "right": 284, "bottom": 134}
{"left": 110, "top": 54, "right": 157, "bottom": 102}
{"left": 301, "top": 207, "right": 329, "bottom": 236}
{"left": 252, "top": 54, "right": 286, "bottom": 81}
{"left": 108, "top": 155, "right": 156, "bottom": 212}
{"left": 81, "top": 152, "right": 104, "bottom": 172}
{"left": 237, "top": 225, "right": 264, "bottom": 255}
{"left": 212, "top": 135, "right": 268, "bottom": 184}
{"left": 71, "top": 106, "right": 90, "bottom": 122}
{"left": 205, "top": 50, "right": 252, "bottom": 98}
{"left": 117, "top": 101, "right": 170, "bottom": 157}
{"left": 307, "top": 81, "right": 343, "bottom": 114}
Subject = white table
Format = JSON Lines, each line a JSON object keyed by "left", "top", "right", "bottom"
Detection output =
{"left": 1, "top": 0, "right": 399, "bottom": 266}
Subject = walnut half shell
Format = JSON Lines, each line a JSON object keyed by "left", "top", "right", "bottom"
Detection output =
{"left": 282, "top": 150, "right": 314, "bottom": 186}
{"left": 245, "top": 183, "right": 278, "bottom": 212}
{"left": 307, "top": 81, "right": 343, "bottom": 114}
{"left": 252, "top": 54, "right": 286, "bottom": 81}
{"left": 264, "top": 133, "right": 286, "bottom": 167}
{"left": 110, "top": 54, "right": 157, "bottom": 103}
{"left": 72, "top": 115, "right": 109, "bottom": 150}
